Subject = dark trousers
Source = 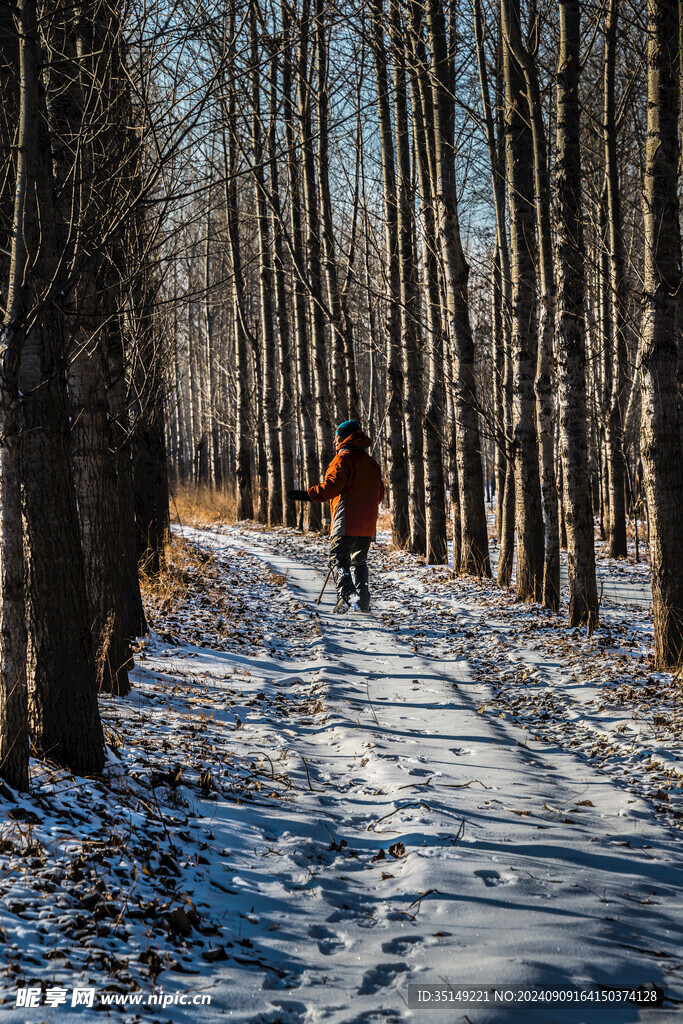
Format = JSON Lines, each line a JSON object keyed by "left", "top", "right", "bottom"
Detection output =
{"left": 329, "top": 535, "right": 372, "bottom": 601}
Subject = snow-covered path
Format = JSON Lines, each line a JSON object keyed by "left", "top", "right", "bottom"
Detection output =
{"left": 2, "top": 522, "right": 682, "bottom": 1024}
{"left": 162, "top": 525, "right": 682, "bottom": 1023}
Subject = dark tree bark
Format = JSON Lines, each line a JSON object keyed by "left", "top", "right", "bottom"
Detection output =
{"left": 370, "top": 0, "right": 410, "bottom": 547}
{"left": 502, "top": 0, "right": 561, "bottom": 608}
{"left": 406, "top": 0, "right": 447, "bottom": 564}
{"left": 0, "top": 0, "right": 37, "bottom": 789}
{"left": 501, "top": 0, "right": 544, "bottom": 603}
{"left": 281, "top": 0, "right": 321, "bottom": 530}
{"left": 604, "top": 0, "right": 628, "bottom": 558}
{"left": 131, "top": 279, "right": 171, "bottom": 578}
{"left": 426, "top": 0, "right": 490, "bottom": 576}
{"left": 106, "top": 314, "right": 148, "bottom": 638}
{"left": 20, "top": 36, "right": 104, "bottom": 769}
{"left": 223, "top": 3, "right": 254, "bottom": 521}
{"left": 266, "top": 34, "right": 297, "bottom": 528}
{"left": 444, "top": 333, "right": 462, "bottom": 572}
{"left": 555, "top": 0, "right": 599, "bottom": 627}
{"left": 389, "top": 0, "right": 426, "bottom": 555}
{"left": 315, "top": 5, "right": 355, "bottom": 424}
{"left": 472, "top": 0, "right": 511, "bottom": 555}
{"left": 250, "top": 0, "right": 282, "bottom": 526}
{"left": 68, "top": 338, "right": 133, "bottom": 696}
{"left": 640, "top": 0, "right": 683, "bottom": 667}
{"left": 297, "top": 0, "right": 334, "bottom": 488}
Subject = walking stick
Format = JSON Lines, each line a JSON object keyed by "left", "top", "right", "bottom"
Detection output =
{"left": 317, "top": 566, "right": 333, "bottom": 605}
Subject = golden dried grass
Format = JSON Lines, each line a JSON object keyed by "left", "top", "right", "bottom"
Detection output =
{"left": 376, "top": 511, "right": 392, "bottom": 533}
{"left": 139, "top": 534, "right": 216, "bottom": 613}
{"left": 170, "top": 483, "right": 238, "bottom": 529}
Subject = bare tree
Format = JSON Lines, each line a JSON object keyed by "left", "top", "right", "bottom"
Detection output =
{"left": 555, "top": 0, "right": 599, "bottom": 626}
{"left": 640, "top": 0, "right": 683, "bottom": 667}
{"left": 425, "top": 0, "right": 490, "bottom": 576}
{"left": 501, "top": 0, "right": 545, "bottom": 602}
{"left": 603, "top": 0, "right": 628, "bottom": 558}
{"left": 371, "top": 0, "right": 410, "bottom": 547}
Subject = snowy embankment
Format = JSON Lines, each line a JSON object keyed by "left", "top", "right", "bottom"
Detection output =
{"left": 0, "top": 522, "right": 682, "bottom": 1023}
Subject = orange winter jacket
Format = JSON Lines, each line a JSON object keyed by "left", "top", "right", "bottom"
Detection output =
{"left": 307, "top": 430, "right": 384, "bottom": 538}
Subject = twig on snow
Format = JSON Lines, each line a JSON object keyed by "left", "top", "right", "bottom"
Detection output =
{"left": 368, "top": 801, "right": 430, "bottom": 830}
{"left": 394, "top": 979, "right": 408, "bottom": 1007}
{"left": 366, "top": 680, "right": 380, "bottom": 727}
{"left": 442, "top": 778, "right": 491, "bottom": 790}
{"left": 301, "top": 755, "right": 318, "bottom": 791}
{"left": 246, "top": 749, "right": 276, "bottom": 780}
{"left": 397, "top": 777, "right": 433, "bottom": 791}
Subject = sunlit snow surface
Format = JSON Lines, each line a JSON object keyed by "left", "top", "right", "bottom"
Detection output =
{"left": 0, "top": 518, "right": 681, "bottom": 1023}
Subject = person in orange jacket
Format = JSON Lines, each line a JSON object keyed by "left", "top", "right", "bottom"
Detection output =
{"left": 287, "top": 419, "right": 384, "bottom": 613}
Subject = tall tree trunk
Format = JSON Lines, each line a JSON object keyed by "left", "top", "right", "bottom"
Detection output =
{"left": 598, "top": 187, "right": 612, "bottom": 542}
{"left": 426, "top": 0, "right": 490, "bottom": 575}
{"left": 252, "top": 335, "right": 269, "bottom": 524}
{"left": 267, "top": 35, "right": 297, "bottom": 527}
{"left": 472, "top": 0, "right": 511, "bottom": 555}
{"left": 492, "top": 251, "right": 506, "bottom": 542}
{"left": 96, "top": 7, "right": 148, "bottom": 637}
{"left": 504, "top": 0, "right": 561, "bottom": 608}
{"left": 133, "top": 373, "right": 171, "bottom": 579}
{"left": 555, "top": 0, "right": 599, "bottom": 626}
{"left": 501, "top": 0, "right": 544, "bottom": 603}
{"left": 297, "top": 0, "right": 333, "bottom": 489}
{"left": 201, "top": 210, "right": 216, "bottom": 491}
{"left": 19, "top": 46, "right": 104, "bottom": 769}
{"left": 223, "top": 4, "right": 253, "bottom": 520}
{"left": 106, "top": 314, "right": 148, "bottom": 638}
{"left": 604, "top": 0, "right": 628, "bottom": 558}
{"left": 406, "top": 1, "right": 447, "bottom": 564}
{"left": 389, "top": 0, "right": 426, "bottom": 555}
{"left": 68, "top": 338, "right": 133, "bottom": 696}
{"left": 281, "top": 0, "right": 321, "bottom": 530}
{"left": 680, "top": 0, "right": 683, "bottom": 462}
{"left": 444, "top": 334, "right": 462, "bottom": 572}
{"left": 640, "top": 0, "right": 683, "bottom": 667}
{"left": 315, "top": 4, "right": 350, "bottom": 424}
{"left": 0, "top": 0, "right": 37, "bottom": 789}
{"left": 370, "top": 0, "right": 410, "bottom": 547}
{"left": 188, "top": 302, "right": 203, "bottom": 484}
{"left": 250, "top": 0, "right": 282, "bottom": 525}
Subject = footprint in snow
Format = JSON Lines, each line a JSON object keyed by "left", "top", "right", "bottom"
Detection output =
{"left": 474, "top": 869, "right": 516, "bottom": 887}
{"left": 290, "top": 845, "right": 328, "bottom": 867}
{"left": 381, "top": 935, "right": 422, "bottom": 956}
{"left": 343, "top": 1013, "right": 403, "bottom": 1024}
{"left": 358, "top": 962, "right": 408, "bottom": 995}
{"left": 262, "top": 971, "right": 303, "bottom": 991}
{"left": 249, "top": 1000, "right": 308, "bottom": 1023}
{"left": 308, "top": 924, "right": 346, "bottom": 955}
{"left": 326, "top": 901, "right": 377, "bottom": 928}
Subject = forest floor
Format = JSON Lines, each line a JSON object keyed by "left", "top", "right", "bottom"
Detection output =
{"left": 1, "top": 517, "right": 683, "bottom": 1023}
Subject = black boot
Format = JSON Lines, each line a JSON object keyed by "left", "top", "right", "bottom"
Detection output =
{"left": 351, "top": 563, "right": 371, "bottom": 612}
{"left": 332, "top": 565, "right": 355, "bottom": 613}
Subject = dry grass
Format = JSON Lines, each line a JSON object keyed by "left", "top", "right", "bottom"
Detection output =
{"left": 170, "top": 483, "right": 239, "bottom": 529}
{"left": 138, "top": 533, "right": 301, "bottom": 653}
{"left": 139, "top": 535, "right": 217, "bottom": 614}
{"left": 376, "top": 511, "right": 392, "bottom": 533}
